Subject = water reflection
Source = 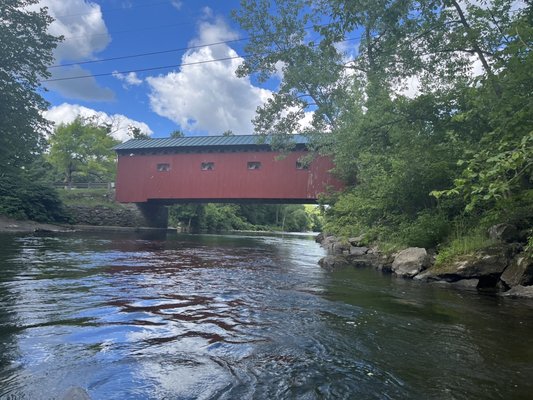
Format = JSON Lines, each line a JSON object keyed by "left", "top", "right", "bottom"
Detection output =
{"left": 0, "top": 231, "right": 532, "bottom": 399}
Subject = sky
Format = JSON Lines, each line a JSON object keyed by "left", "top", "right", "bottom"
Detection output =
{"left": 36, "top": 0, "right": 524, "bottom": 142}
{"left": 37, "top": 0, "right": 273, "bottom": 141}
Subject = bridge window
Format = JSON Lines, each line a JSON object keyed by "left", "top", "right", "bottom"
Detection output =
{"left": 296, "top": 161, "right": 308, "bottom": 170}
{"left": 157, "top": 163, "right": 170, "bottom": 172}
{"left": 247, "top": 161, "right": 261, "bottom": 170}
{"left": 201, "top": 162, "right": 214, "bottom": 171}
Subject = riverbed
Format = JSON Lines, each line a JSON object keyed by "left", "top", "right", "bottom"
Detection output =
{"left": 0, "top": 231, "right": 532, "bottom": 399}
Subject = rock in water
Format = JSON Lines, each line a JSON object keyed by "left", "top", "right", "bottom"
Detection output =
{"left": 501, "top": 285, "right": 533, "bottom": 299}
{"left": 501, "top": 255, "right": 533, "bottom": 287}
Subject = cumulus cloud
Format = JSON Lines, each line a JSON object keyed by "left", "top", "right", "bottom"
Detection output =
{"left": 113, "top": 71, "right": 143, "bottom": 88}
{"left": 44, "top": 103, "right": 153, "bottom": 141}
{"left": 146, "top": 17, "right": 272, "bottom": 135}
{"left": 35, "top": 0, "right": 113, "bottom": 100}
{"left": 40, "top": 0, "right": 110, "bottom": 62}
{"left": 46, "top": 65, "right": 115, "bottom": 101}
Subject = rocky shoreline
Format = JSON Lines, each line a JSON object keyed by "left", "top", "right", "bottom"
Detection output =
{"left": 0, "top": 215, "right": 168, "bottom": 234}
{"left": 316, "top": 224, "right": 533, "bottom": 299}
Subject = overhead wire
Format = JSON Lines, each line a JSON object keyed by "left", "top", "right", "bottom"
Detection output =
{"left": 42, "top": 36, "right": 362, "bottom": 83}
{"left": 50, "top": 22, "right": 338, "bottom": 69}
{"left": 44, "top": 55, "right": 244, "bottom": 82}
{"left": 49, "top": 38, "right": 248, "bottom": 68}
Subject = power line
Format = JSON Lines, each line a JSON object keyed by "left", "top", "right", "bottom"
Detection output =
{"left": 51, "top": 24, "right": 332, "bottom": 69}
{"left": 43, "top": 36, "right": 361, "bottom": 83}
{"left": 49, "top": 38, "right": 248, "bottom": 68}
{"left": 44, "top": 55, "right": 245, "bottom": 82}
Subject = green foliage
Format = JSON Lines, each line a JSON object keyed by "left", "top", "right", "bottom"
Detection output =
{"left": 128, "top": 126, "right": 151, "bottom": 139}
{"left": 168, "top": 204, "right": 204, "bottom": 232}
{"left": 393, "top": 212, "right": 451, "bottom": 249}
{"left": 169, "top": 203, "right": 315, "bottom": 233}
{"left": 0, "top": 0, "right": 61, "bottom": 171}
{"left": 282, "top": 205, "right": 310, "bottom": 232}
{"left": 170, "top": 130, "right": 184, "bottom": 138}
{"left": 435, "top": 231, "right": 497, "bottom": 266}
{"left": 47, "top": 117, "right": 120, "bottom": 187}
{"left": 235, "top": 1, "right": 533, "bottom": 253}
{"left": 0, "top": 174, "right": 67, "bottom": 223}
{"left": 58, "top": 188, "right": 117, "bottom": 208}
{"left": 203, "top": 204, "right": 252, "bottom": 232}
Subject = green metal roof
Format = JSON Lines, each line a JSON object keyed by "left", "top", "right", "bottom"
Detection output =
{"left": 113, "top": 134, "right": 308, "bottom": 151}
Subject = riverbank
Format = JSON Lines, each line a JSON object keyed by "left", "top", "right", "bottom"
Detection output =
{"left": 0, "top": 215, "right": 172, "bottom": 234}
{"left": 316, "top": 227, "right": 533, "bottom": 299}
{"left": 0, "top": 215, "right": 72, "bottom": 233}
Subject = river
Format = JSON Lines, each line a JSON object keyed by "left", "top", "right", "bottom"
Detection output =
{"left": 0, "top": 231, "right": 532, "bottom": 399}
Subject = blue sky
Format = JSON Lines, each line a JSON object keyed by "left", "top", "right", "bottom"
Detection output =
{"left": 39, "top": 0, "right": 274, "bottom": 140}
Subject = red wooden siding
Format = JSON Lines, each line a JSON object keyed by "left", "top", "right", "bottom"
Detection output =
{"left": 115, "top": 150, "right": 342, "bottom": 203}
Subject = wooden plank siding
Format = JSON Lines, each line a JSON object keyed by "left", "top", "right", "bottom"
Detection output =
{"left": 115, "top": 149, "right": 342, "bottom": 203}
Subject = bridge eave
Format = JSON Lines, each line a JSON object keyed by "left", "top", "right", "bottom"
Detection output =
{"left": 125, "top": 198, "right": 319, "bottom": 205}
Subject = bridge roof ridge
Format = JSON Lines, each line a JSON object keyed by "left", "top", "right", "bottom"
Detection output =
{"left": 113, "top": 134, "right": 309, "bottom": 151}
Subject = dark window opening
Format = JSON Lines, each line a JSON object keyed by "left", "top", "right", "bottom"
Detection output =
{"left": 201, "top": 162, "right": 214, "bottom": 170}
{"left": 296, "top": 161, "right": 308, "bottom": 170}
{"left": 157, "top": 163, "right": 170, "bottom": 172}
{"left": 247, "top": 161, "right": 261, "bottom": 170}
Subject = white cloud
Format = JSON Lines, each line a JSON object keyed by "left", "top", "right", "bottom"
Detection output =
{"left": 44, "top": 103, "right": 153, "bottom": 141}
{"left": 146, "top": 18, "right": 272, "bottom": 135}
{"left": 46, "top": 65, "right": 115, "bottom": 101}
{"left": 34, "top": 0, "right": 113, "bottom": 100}
{"left": 113, "top": 71, "right": 143, "bottom": 88}
{"left": 171, "top": 0, "right": 183, "bottom": 11}
{"left": 39, "top": 0, "right": 111, "bottom": 62}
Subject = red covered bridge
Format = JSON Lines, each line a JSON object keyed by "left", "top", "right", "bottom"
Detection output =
{"left": 113, "top": 135, "right": 342, "bottom": 226}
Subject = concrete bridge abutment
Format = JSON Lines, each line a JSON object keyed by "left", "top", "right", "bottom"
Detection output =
{"left": 136, "top": 201, "right": 169, "bottom": 228}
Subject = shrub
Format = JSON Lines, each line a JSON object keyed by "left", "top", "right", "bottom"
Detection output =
{"left": 0, "top": 174, "right": 68, "bottom": 223}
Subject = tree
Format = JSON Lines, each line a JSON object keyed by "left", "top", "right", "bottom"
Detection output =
{"left": 234, "top": 1, "right": 532, "bottom": 250}
{"left": 0, "top": 0, "right": 62, "bottom": 171}
{"left": 170, "top": 129, "right": 185, "bottom": 138}
{"left": 48, "top": 117, "right": 120, "bottom": 188}
{"left": 128, "top": 126, "right": 151, "bottom": 140}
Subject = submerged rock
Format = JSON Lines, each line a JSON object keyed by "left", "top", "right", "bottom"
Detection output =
{"left": 318, "top": 255, "right": 349, "bottom": 270}
{"left": 501, "top": 285, "right": 533, "bottom": 299}
{"left": 62, "top": 387, "right": 91, "bottom": 400}
{"left": 391, "top": 247, "right": 429, "bottom": 278}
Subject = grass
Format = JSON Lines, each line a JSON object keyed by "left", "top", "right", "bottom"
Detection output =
{"left": 57, "top": 188, "right": 120, "bottom": 209}
{"left": 435, "top": 230, "right": 497, "bottom": 266}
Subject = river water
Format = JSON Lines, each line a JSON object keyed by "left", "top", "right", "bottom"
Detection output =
{"left": 0, "top": 231, "right": 532, "bottom": 400}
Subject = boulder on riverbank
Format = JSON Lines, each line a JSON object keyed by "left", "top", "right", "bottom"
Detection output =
{"left": 415, "top": 245, "right": 514, "bottom": 283}
{"left": 391, "top": 247, "right": 430, "bottom": 278}
{"left": 315, "top": 226, "right": 533, "bottom": 299}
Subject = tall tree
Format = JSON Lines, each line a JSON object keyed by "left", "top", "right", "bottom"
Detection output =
{"left": 0, "top": 0, "right": 61, "bottom": 171}
{"left": 48, "top": 118, "right": 120, "bottom": 188}
{"left": 234, "top": 1, "right": 532, "bottom": 248}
